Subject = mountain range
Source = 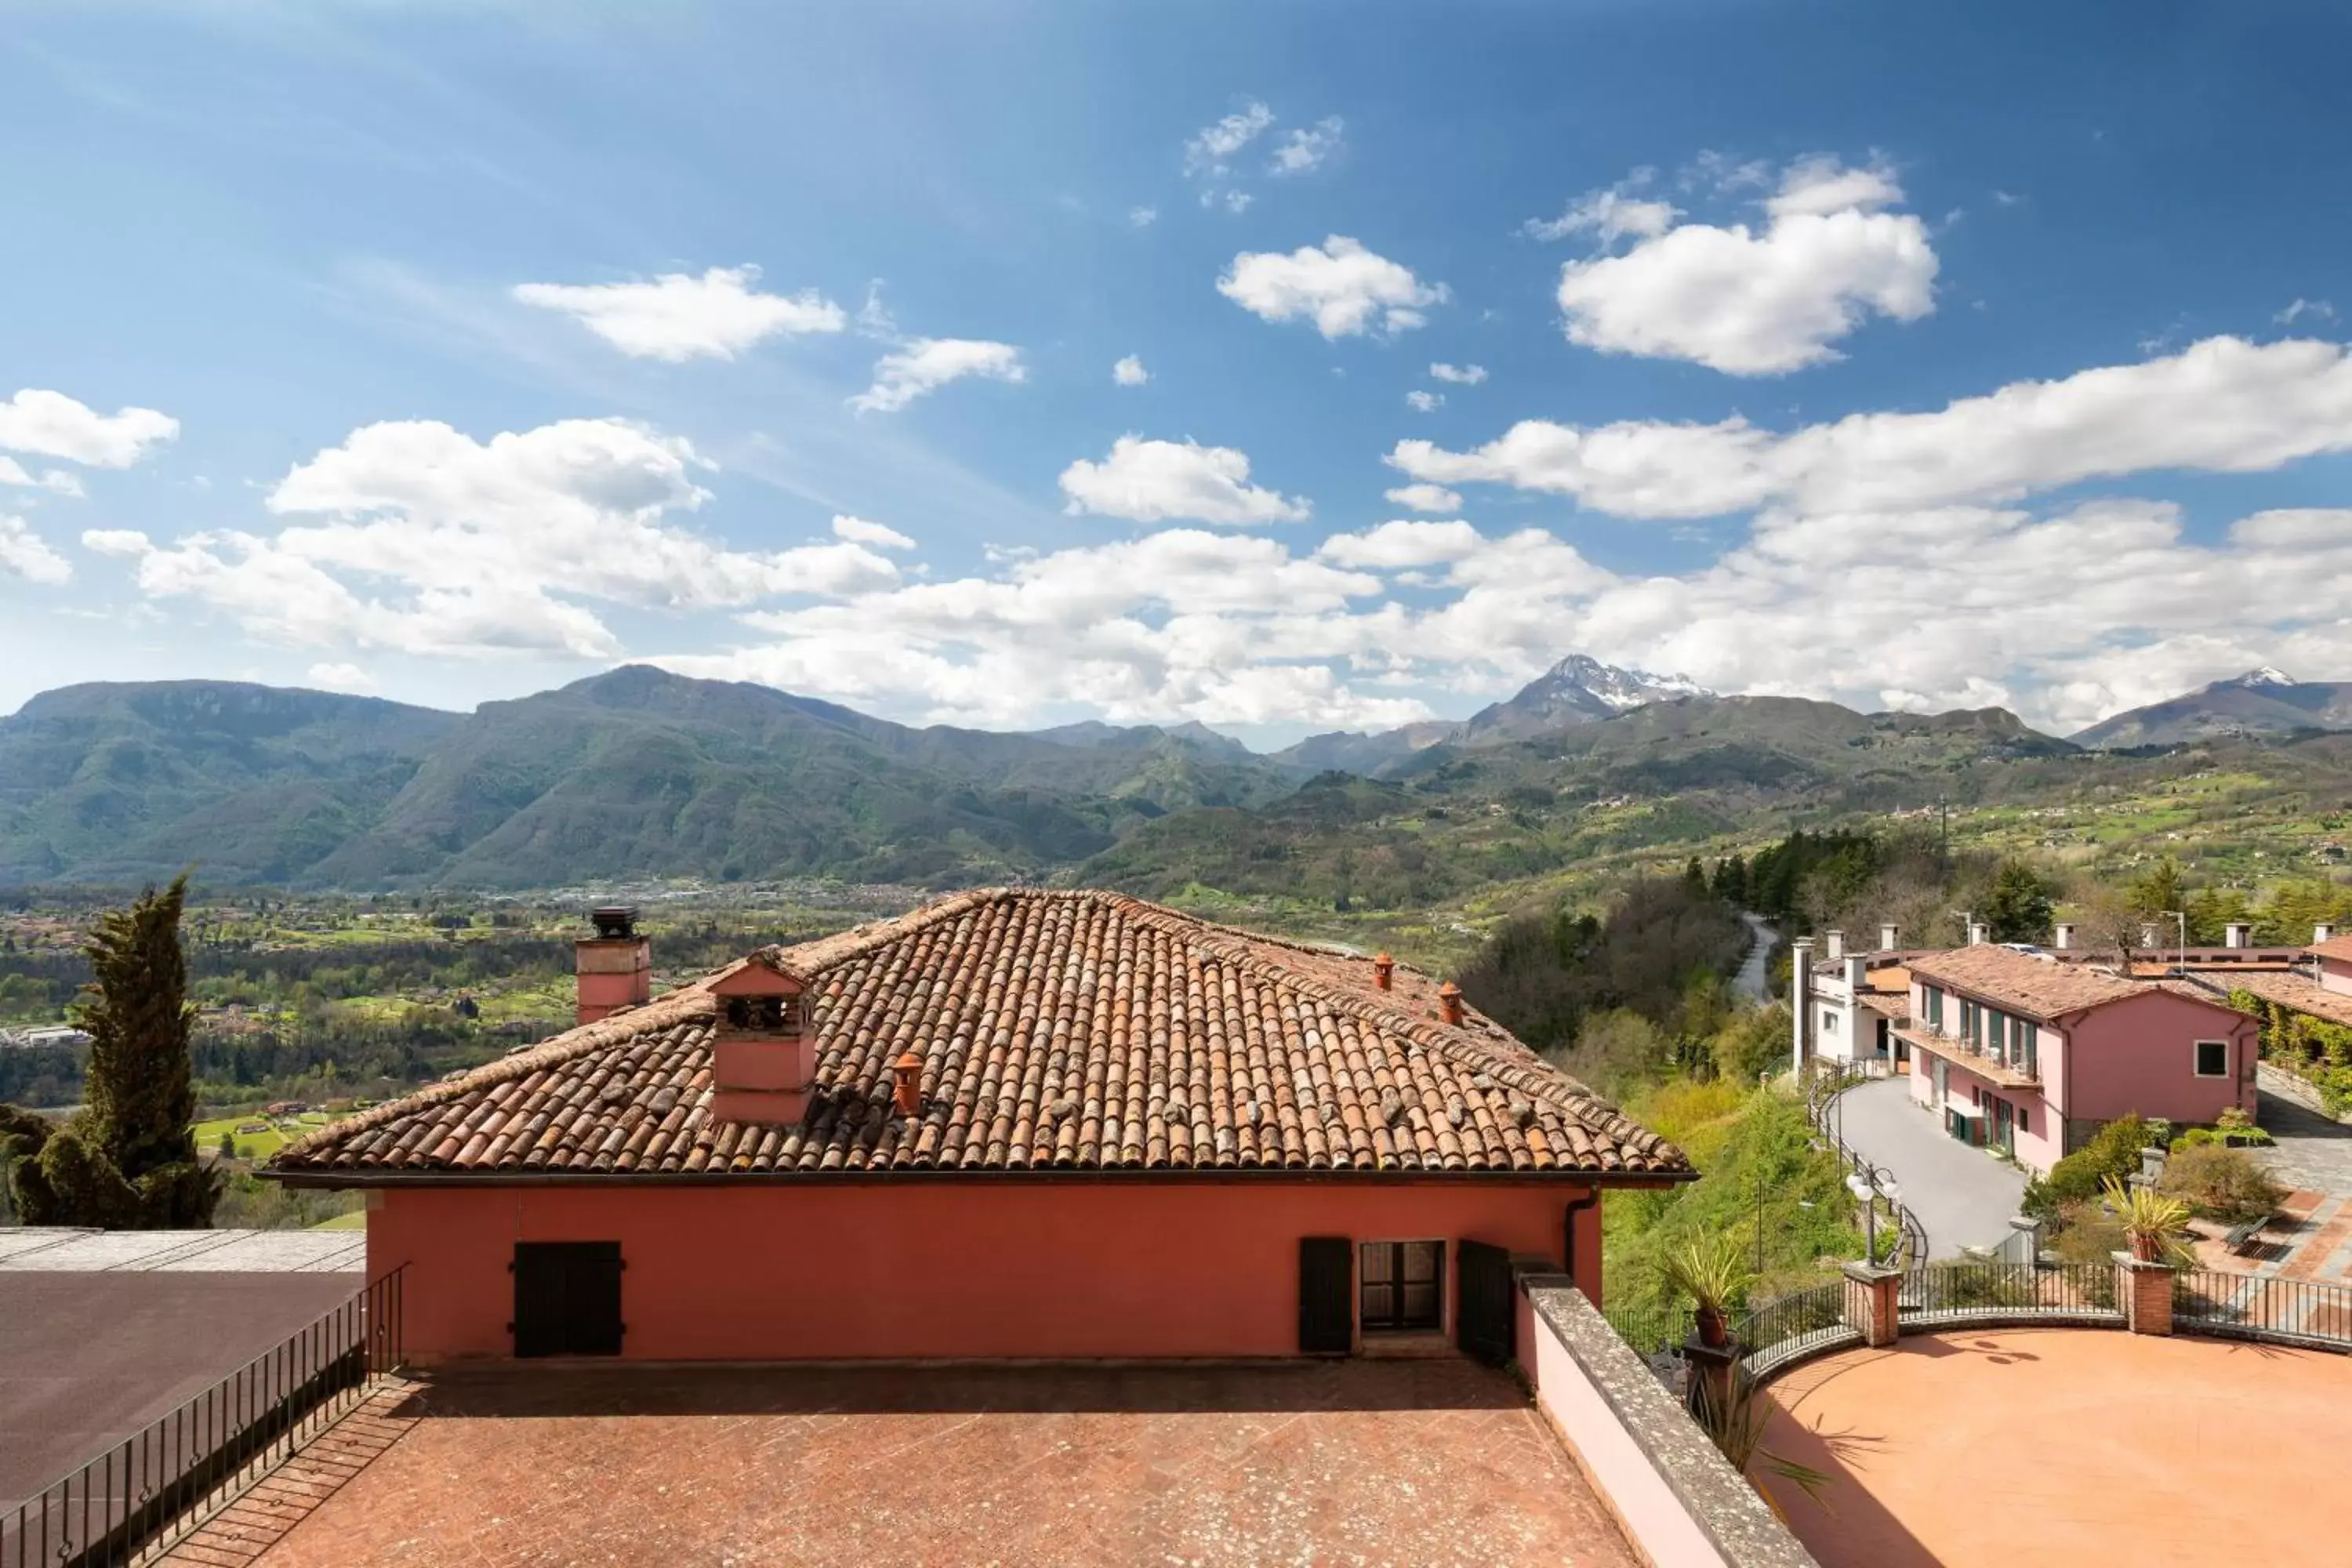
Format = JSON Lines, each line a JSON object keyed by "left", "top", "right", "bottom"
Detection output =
{"left": 2, "top": 656, "right": 2346, "bottom": 891}
{"left": 2069, "top": 668, "right": 2352, "bottom": 749}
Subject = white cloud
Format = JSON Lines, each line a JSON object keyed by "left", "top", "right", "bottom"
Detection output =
{"left": 1523, "top": 170, "right": 1680, "bottom": 244}
{"left": 1428, "top": 363, "right": 1487, "bottom": 385}
{"left": 1406, "top": 390, "right": 1443, "bottom": 412}
{"left": 1551, "top": 156, "right": 1936, "bottom": 374}
{"left": 512, "top": 265, "right": 844, "bottom": 361}
{"left": 2278, "top": 298, "right": 2336, "bottom": 326}
{"left": 0, "top": 389, "right": 179, "bottom": 466}
{"left": 104, "top": 416, "right": 901, "bottom": 659}
{"left": 1218, "top": 236, "right": 1447, "bottom": 339}
{"left": 1391, "top": 336, "right": 2352, "bottom": 520}
{"left": 832, "top": 514, "right": 916, "bottom": 550}
{"left": 1058, "top": 436, "right": 1309, "bottom": 526}
{"left": 1185, "top": 101, "right": 1276, "bottom": 177}
{"left": 1383, "top": 482, "right": 1463, "bottom": 514}
{"left": 1316, "top": 520, "right": 1483, "bottom": 570}
{"left": 1269, "top": 117, "right": 1345, "bottom": 176}
{"left": 1112, "top": 354, "right": 1150, "bottom": 387}
{"left": 850, "top": 339, "right": 1025, "bottom": 413}
{"left": 306, "top": 662, "right": 377, "bottom": 692}
{"left": 1128, "top": 205, "right": 1159, "bottom": 228}
{"left": 0, "top": 457, "right": 85, "bottom": 495}
{"left": 81, "top": 528, "right": 151, "bottom": 557}
{"left": 0, "top": 516, "right": 71, "bottom": 585}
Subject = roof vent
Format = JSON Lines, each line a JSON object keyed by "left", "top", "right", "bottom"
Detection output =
{"left": 1437, "top": 981, "right": 1465, "bottom": 1027}
{"left": 1372, "top": 953, "right": 1395, "bottom": 991}
{"left": 892, "top": 1051, "right": 922, "bottom": 1117}
{"left": 590, "top": 906, "right": 639, "bottom": 940}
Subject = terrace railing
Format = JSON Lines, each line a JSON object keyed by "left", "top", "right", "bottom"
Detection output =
{"left": 2174, "top": 1269, "right": 2352, "bottom": 1349}
{"left": 1805, "top": 1061, "right": 1928, "bottom": 1269}
{"left": 1902, "top": 1259, "right": 2118, "bottom": 1323}
{"left": 1, "top": 1266, "right": 405, "bottom": 1568}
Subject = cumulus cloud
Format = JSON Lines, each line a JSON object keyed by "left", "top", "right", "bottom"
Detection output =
{"left": 850, "top": 338, "right": 1025, "bottom": 413}
{"left": 0, "top": 457, "right": 85, "bottom": 495}
{"left": 306, "top": 662, "right": 377, "bottom": 692}
{"left": 1185, "top": 101, "right": 1276, "bottom": 177}
{"left": 1218, "top": 236, "right": 1447, "bottom": 339}
{"left": 0, "top": 389, "right": 179, "bottom": 467}
{"left": 1383, "top": 482, "right": 1464, "bottom": 514}
{"left": 832, "top": 514, "right": 916, "bottom": 550}
{"left": 1269, "top": 117, "right": 1345, "bottom": 175}
{"left": 1389, "top": 336, "right": 2352, "bottom": 520}
{"left": 1112, "top": 354, "right": 1150, "bottom": 387}
{"left": 1429, "top": 363, "right": 1486, "bottom": 385}
{"left": 1316, "top": 520, "right": 1483, "bottom": 570}
{"left": 1406, "top": 390, "right": 1443, "bottom": 412}
{"left": 103, "top": 416, "right": 900, "bottom": 659}
{"left": 512, "top": 265, "right": 844, "bottom": 361}
{"left": 0, "top": 516, "right": 71, "bottom": 585}
{"left": 1058, "top": 436, "right": 1309, "bottom": 526}
{"left": 1523, "top": 169, "right": 1680, "bottom": 244}
{"left": 1550, "top": 155, "right": 1936, "bottom": 374}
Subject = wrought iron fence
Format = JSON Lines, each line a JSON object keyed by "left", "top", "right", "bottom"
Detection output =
{"left": 1602, "top": 1300, "right": 1697, "bottom": 1360}
{"left": 1804, "top": 1062, "right": 1928, "bottom": 1269}
{"left": 2175, "top": 1269, "right": 2352, "bottom": 1347}
{"left": 1735, "top": 1282, "right": 1846, "bottom": 1361}
{"left": 1, "top": 1266, "right": 404, "bottom": 1568}
{"left": 1904, "top": 1259, "right": 2116, "bottom": 1319}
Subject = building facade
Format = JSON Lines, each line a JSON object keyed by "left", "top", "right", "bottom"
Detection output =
{"left": 272, "top": 889, "right": 1691, "bottom": 1364}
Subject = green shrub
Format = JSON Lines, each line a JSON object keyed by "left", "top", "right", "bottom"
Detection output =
{"left": 2051, "top": 1199, "right": 2125, "bottom": 1269}
{"left": 2023, "top": 1113, "right": 2150, "bottom": 1222}
{"left": 2158, "top": 1143, "right": 2287, "bottom": 1223}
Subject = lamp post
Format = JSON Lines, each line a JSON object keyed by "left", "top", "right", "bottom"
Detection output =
{"left": 2165, "top": 909, "right": 2187, "bottom": 973}
{"left": 1847, "top": 1162, "right": 1904, "bottom": 1265}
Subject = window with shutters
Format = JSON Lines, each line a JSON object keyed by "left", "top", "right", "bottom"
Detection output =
{"left": 1359, "top": 1240, "right": 1443, "bottom": 1333}
{"left": 512, "top": 1240, "right": 625, "bottom": 1358}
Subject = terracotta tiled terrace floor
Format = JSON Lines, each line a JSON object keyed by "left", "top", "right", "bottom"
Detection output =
{"left": 217, "top": 1359, "right": 1635, "bottom": 1568}
{"left": 1763, "top": 1329, "right": 2352, "bottom": 1568}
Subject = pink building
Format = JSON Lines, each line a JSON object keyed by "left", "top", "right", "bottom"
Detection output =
{"left": 1898, "top": 945, "right": 2258, "bottom": 1175}
{"left": 269, "top": 889, "right": 1690, "bottom": 1364}
{"left": 2314, "top": 931, "right": 2352, "bottom": 994}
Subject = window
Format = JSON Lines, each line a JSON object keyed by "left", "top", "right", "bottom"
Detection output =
{"left": 2018, "top": 1107, "right": 2030, "bottom": 1134}
{"left": 1360, "top": 1240, "right": 1443, "bottom": 1333}
{"left": 512, "top": 1241, "right": 624, "bottom": 1358}
{"left": 2195, "top": 1040, "right": 2230, "bottom": 1078}
{"left": 1922, "top": 987, "right": 1945, "bottom": 1029}
{"left": 1821, "top": 1007, "right": 1840, "bottom": 1033}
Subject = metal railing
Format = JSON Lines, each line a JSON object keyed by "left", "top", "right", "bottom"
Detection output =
{"left": 1805, "top": 1062, "right": 1928, "bottom": 1269}
{"left": 1602, "top": 1301, "right": 1697, "bottom": 1360}
{"left": 2175, "top": 1269, "right": 2352, "bottom": 1348}
{"left": 2, "top": 1267, "right": 404, "bottom": 1568}
{"left": 1904, "top": 1259, "right": 2117, "bottom": 1321}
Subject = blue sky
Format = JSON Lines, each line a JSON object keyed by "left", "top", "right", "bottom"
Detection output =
{"left": 5, "top": 1, "right": 2351, "bottom": 743}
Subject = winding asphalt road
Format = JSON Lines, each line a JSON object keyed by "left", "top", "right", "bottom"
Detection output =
{"left": 1733, "top": 913, "right": 1776, "bottom": 1002}
{"left": 1830, "top": 1077, "right": 2027, "bottom": 1258}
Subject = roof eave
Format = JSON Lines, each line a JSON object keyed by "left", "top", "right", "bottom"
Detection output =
{"left": 265, "top": 1163, "right": 1700, "bottom": 1191}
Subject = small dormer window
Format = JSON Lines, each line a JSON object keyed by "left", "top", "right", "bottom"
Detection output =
{"left": 724, "top": 993, "right": 800, "bottom": 1033}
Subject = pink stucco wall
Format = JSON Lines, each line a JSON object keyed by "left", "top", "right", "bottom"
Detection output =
{"left": 2321, "top": 956, "right": 2352, "bottom": 997}
{"left": 2061, "top": 989, "right": 2258, "bottom": 1126}
{"left": 368, "top": 1179, "right": 1606, "bottom": 1363}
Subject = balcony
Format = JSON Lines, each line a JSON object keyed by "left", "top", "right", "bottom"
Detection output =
{"left": 1896, "top": 1023, "right": 2042, "bottom": 1088}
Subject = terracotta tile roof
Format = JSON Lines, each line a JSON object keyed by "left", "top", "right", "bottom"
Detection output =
{"left": 1854, "top": 991, "right": 1910, "bottom": 1021}
{"left": 1908, "top": 945, "right": 2256, "bottom": 1024}
{"left": 2313, "top": 934, "right": 2352, "bottom": 964}
{"left": 2203, "top": 970, "right": 2352, "bottom": 1030}
{"left": 270, "top": 888, "right": 1689, "bottom": 1181}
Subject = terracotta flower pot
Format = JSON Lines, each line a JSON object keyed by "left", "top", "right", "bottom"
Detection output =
{"left": 2129, "top": 1232, "right": 2161, "bottom": 1263}
{"left": 1694, "top": 1305, "right": 1728, "bottom": 1348}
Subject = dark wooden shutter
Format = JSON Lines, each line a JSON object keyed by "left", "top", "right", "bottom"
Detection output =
{"left": 1457, "top": 1238, "right": 1514, "bottom": 1367}
{"left": 1298, "top": 1236, "right": 1353, "bottom": 1356}
{"left": 512, "top": 1241, "right": 624, "bottom": 1358}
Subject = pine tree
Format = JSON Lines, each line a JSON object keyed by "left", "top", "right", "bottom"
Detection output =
{"left": 10, "top": 875, "right": 217, "bottom": 1229}
{"left": 1982, "top": 859, "right": 2055, "bottom": 944}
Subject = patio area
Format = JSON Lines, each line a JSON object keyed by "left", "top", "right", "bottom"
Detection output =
{"left": 175, "top": 1359, "right": 1638, "bottom": 1568}
{"left": 1762, "top": 1327, "right": 2352, "bottom": 1568}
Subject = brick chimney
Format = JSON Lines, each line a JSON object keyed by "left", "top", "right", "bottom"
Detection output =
{"left": 1825, "top": 929, "right": 1846, "bottom": 963}
{"left": 892, "top": 1051, "right": 922, "bottom": 1117}
{"left": 2053, "top": 922, "right": 2074, "bottom": 951}
{"left": 1878, "top": 923, "right": 1900, "bottom": 953}
{"left": 709, "top": 956, "right": 815, "bottom": 1125}
{"left": 575, "top": 906, "right": 651, "bottom": 1026}
{"left": 1437, "top": 982, "right": 1465, "bottom": 1026}
{"left": 2225, "top": 922, "right": 2252, "bottom": 949}
{"left": 1372, "top": 953, "right": 1395, "bottom": 991}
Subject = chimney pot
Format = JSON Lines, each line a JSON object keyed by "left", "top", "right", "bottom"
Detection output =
{"left": 1879, "top": 923, "right": 1900, "bottom": 953}
{"left": 2053, "top": 922, "right": 2074, "bottom": 951}
{"left": 1372, "top": 953, "right": 1396, "bottom": 991}
{"left": 892, "top": 1051, "right": 922, "bottom": 1117}
{"left": 575, "top": 909, "right": 652, "bottom": 1026}
{"left": 1825, "top": 929, "right": 1846, "bottom": 963}
{"left": 1438, "top": 981, "right": 1465, "bottom": 1027}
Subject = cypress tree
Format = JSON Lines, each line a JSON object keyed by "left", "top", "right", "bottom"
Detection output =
{"left": 11, "top": 874, "right": 218, "bottom": 1229}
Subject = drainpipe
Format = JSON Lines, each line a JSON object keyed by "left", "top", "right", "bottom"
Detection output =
{"left": 1562, "top": 1191, "right": 1600, "bottom": 1301}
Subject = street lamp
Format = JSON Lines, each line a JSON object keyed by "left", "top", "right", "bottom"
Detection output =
{"left": 2165, "top": 909, "right": 2187, "bottom": 972}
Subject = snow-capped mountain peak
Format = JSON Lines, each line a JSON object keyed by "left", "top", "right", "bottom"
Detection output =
{"left": 1544, "top": 654, "right": 1714, "bottom": 711}
{"left": 2226, "top": 666, "right": 2298, "bottom": 689}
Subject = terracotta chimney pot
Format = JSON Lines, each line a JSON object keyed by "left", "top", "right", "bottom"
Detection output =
{"left": 1437, "top": 981, "right": 1465, "bottom": 1027}
{"left": 892, "top": 1051, "right": 923, "bottom": 1117}
{"left": 1372, "top": 953, "right": 1396, "bottom": 991}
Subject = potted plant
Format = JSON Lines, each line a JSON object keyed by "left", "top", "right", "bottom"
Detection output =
{"left": 1658, "top": 1232, "right": 1755, "bottom": 1348}
{"left": 2103, "top": 1178, "right": 2194, "bottom": 1265}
